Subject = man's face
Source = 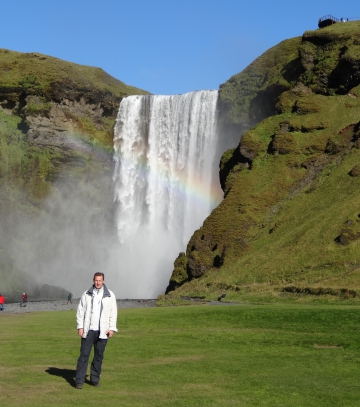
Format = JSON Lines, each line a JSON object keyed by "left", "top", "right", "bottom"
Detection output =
{"left": 93, "top": 275, "right": 104, "bottom": 289}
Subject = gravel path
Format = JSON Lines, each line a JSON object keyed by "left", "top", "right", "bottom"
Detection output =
{"left": 0, "top": 299, "right": 157, "bottom": 314}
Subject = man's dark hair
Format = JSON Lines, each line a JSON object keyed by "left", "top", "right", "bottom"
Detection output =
{"left": 93, "top": 272, "right": 105, "bottom": 280}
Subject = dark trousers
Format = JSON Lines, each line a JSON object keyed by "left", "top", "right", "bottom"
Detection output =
{"left": 75, "top": 330, "right": 108, "bottom": 385}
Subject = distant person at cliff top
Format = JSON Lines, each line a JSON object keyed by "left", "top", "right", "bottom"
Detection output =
{"left": 74, "top": 272, "right": 117, "bottom": 389}
{"left": 0, "top": 293, "right": 4, "bottom": 311}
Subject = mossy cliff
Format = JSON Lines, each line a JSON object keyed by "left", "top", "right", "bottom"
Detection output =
{"left": 0, "top": 49, "right": 148, "bottom": 299}
{"left": 218, "top": 36, "right": 302, "bottom": 135}
{"left": 166, "top": 21, "right": 360, "bottom": 303}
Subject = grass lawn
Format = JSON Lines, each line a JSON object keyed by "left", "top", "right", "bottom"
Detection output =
{"left": 1, "top": 304, "right": 360, "bottom": 406}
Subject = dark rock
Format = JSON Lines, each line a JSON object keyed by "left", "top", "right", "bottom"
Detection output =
{"left": 165, "top": 252, "right": 189, "bottom": 293}
{"left": 282, "top": 285, "right": 356, "bottom": 298}
{"left": 219, "top": 134, "right": 260, "bottom": 193}
{"left": 279, "top": 120, "right": 290, "bottom": 132}
{"left": 335, "top": 227, "right": 360, "bottom": 245}
{"left": 239, "top": 134, "right": 259, "bottom": 163}
{"left": 269, "top": 224, "right": 277, "bottom": 234}
{"left": 268, "top": 132, "right": 296, "bottom": 155}
{"left": 325, "top": 139, "right": 341, "bottom": 155}
{"left": 187, "top": 251, "right": 206, "bottom": 278}
{"left": 213, "top": 245, "right": 227, "bottom": 269}
{"left": 349, "top": 165, "right": 360, "bottom": 177}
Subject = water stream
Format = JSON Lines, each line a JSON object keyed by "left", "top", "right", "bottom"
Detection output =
{"left": 113, "top": 90, "right": 223, "bottom": 298}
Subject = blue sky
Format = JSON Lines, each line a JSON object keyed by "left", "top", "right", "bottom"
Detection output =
{"left": 1, "top": 1, "right": 358, "bottom": 94}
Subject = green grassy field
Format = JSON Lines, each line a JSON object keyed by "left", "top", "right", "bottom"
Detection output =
{"left": 1, "top": 305, "right": 360, "bottom": 406}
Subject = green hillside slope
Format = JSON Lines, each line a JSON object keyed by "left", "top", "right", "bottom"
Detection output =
{"left": 165, "top": 21, "right": 360, "bottom": 304}
{"left": 0, "top": 48, "right": 146, "bottom": 100}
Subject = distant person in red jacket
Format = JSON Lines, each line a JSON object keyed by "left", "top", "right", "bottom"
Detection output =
{"left": 21, "top": 292, "right": 27, "bottom": 307}
{"left": 0, "top": 293, "right": 4, "bottom": 311}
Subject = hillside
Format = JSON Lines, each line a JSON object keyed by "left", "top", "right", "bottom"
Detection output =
{"left": 0, "top": 49, "right": 148, "bottom": 299}
{"left": 165, "top": 21, "right": 360, "bottom": 304}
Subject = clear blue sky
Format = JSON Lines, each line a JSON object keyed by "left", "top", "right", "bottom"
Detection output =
{"left": 1, "top": 1, "right": 358, "bottom": 95}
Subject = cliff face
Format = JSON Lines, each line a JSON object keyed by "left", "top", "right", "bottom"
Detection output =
{"left": 0, "top": 49, "right": 148, "bottom": 299}
{"left": 0, "top": 49, "right": 148, "bottom": 155}
{"left": 216, "top": 36, "right": 302, "bottom": 141}
{"left": 166, "top": 22, "right": 360, "bottom": 303}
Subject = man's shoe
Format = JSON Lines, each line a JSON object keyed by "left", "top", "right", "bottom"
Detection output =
{"left": 91, "top": 382, "right": 100, "bottom": 387}
{"left": 75, "top": 383, "right": 83, "bottom": 389}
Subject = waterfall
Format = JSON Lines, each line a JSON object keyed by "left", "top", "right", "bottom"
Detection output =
{"left": 113, "top": 90, "right": 222, "bottom": 299}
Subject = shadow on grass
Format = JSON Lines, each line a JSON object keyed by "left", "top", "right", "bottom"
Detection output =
{"left": 46, "top": 367, "right": 77, "bottom": 387}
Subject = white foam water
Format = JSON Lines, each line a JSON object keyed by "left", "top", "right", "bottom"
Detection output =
{"left": 113, "top": 90, "right": 222, "bottom": 298}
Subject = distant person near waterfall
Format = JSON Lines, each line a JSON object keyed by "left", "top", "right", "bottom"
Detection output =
{"left": 74, "top": 272, "right": 118, "bottom": 389}
{"left": 0, "top": 293, "right": 4, "bottom": 311}
{"left": 21, "top": 292, "right": 27, "bottom": 307}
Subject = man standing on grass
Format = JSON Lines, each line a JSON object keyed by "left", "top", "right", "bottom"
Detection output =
{"left": 75, "top": 272, "right": 117, "bottom": 389}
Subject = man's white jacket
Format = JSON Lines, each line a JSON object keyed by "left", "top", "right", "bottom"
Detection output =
{"left": 76, "top": 284, "right": 118, "bottom": 339}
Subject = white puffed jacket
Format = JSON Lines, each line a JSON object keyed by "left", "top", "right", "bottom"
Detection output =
{"left": 76, "top": 284, "right": 118, "bottom": 339}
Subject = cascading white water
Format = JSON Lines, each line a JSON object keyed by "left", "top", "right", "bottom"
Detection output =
{"left": 113, "top": 90, "right": 222, "bottom": 299}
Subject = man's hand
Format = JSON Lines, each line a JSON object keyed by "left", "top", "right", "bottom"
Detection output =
{"left": 78, "top": 328, "right": 84, "bottom": 337}
{"left": 106, "top": 330, "right": 114, "bottom": 338}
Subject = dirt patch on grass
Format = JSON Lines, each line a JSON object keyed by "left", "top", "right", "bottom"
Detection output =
{"left": 313, "top": 344, "right": 343, "bottom": 349}
{"left": 149, "top": 355, "right": 204, "bottom": 365}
